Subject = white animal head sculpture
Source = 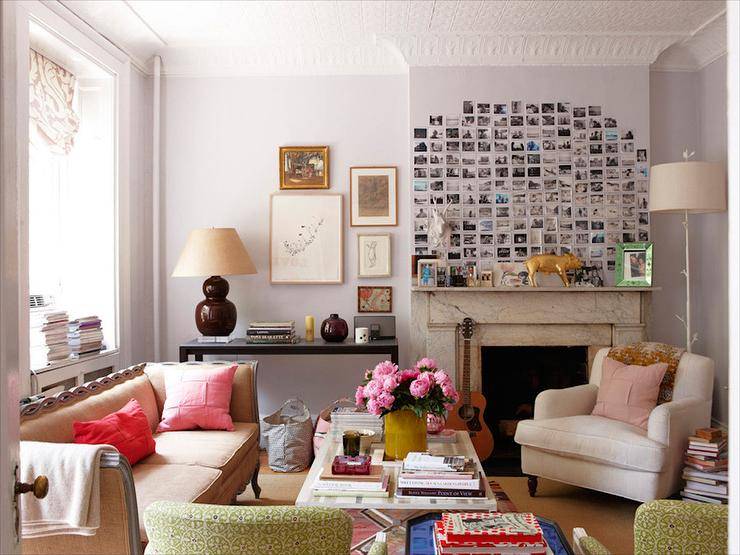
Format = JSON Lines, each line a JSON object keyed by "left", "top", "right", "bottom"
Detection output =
{"left": 429, "top": 203, "right": 452, "bottom": 249}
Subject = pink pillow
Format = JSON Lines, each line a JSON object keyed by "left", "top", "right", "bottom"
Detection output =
{"left": 592, "top": 357, "right": 668, "bottom": 429}
{"left": 157, "top": 365, "right": 237, "bottom": 432}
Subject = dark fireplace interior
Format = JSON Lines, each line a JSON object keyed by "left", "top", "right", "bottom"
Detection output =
{"left": 481, "top": 346, "right": 588, "bottom": 476}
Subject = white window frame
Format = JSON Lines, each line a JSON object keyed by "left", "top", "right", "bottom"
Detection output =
{"left": 19, "top": 1, "right": 132, "bottom": 396}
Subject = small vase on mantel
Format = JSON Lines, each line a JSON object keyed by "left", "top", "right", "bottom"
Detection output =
{"left": 321, "top": 314, "right": 348, "bottom": 342}
{"left": 384, "top": 409, "right": 428, "bottom": 461}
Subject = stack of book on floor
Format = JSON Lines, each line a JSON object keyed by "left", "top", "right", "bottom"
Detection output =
{"left": 41, "top": 311, "right": 70, "bottom": 363}
{"left": 311, "top": 455, "right": 389, "bottom": 498}
{"left": 330, "top": 406, "right": 383, "bottom": 441}
{"left": 681, "top": 427, "right": 728, "bottom": 504}
{"left": 397, "top": 453, "right": 485, "bottom": 499}
{"left": 433, "top": 512, "right": 548, "bottom": 554}
{"left": 67, "top": 316, "right": 104, "bottom": 357}
{"left": 246, "top": 321, "right": 297, "bottom": 344}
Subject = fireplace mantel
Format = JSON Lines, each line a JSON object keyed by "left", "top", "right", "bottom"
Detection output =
{"left": 410, "top": 286, "right": 657, "bottom": 391}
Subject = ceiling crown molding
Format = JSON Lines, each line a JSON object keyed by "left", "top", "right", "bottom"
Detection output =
{"left": 651, "top": 12, "right": 727, "bottom": 71}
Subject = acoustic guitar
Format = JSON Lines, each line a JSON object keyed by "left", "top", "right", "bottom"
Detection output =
{"left": 445, "top": 317, "right": 494, "bottom": 461}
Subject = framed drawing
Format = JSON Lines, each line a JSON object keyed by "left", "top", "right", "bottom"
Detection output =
{"left": 615, "top": 242, "right": 653, "bottom": 287}
{"left": 350, "top": 166, "right": 398, "bottom": 226}
{"left": 270, "top": 194, "right": 342, "bottom": 284}
{"left": 279, "top": 146, "right": 329, "bottom": 189}
{"left": 357, "top": 286, "right": 392, "bottom": 313}
{"left": 357, "top": 233, "right": 391, "bottom": 278}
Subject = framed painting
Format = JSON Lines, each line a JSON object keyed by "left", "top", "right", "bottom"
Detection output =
{"left": 357, "top": 286, "right": 392, "bottom": 313}
{"left": 270, "top": 194, "right": 342, "bottom": 284}
{"left": 350, "top": 166, "right": 398, "bottom": 226}
{"left": 279, "top": 146, "right": 329, "bottom": 189}
{"left": 416, "top": 259, "right": 438, "bottom": 287}
{"left": 615, "top": 242, "right": 653, "bottom": 287}
{"left": 358, "top": 233, "right": 391, "bottom": 278}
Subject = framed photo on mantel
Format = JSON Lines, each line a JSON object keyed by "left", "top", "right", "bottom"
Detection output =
{"left": 350, "top": 166, "right": 398, "bottom": 226}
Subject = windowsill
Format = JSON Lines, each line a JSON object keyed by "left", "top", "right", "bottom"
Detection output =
{"left": 31, "top": 348, "right": 119, "bottom": 375}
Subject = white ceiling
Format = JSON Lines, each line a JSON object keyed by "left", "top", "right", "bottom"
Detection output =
{"left": 58, "top": 0, "right": 727, "bottom": 75}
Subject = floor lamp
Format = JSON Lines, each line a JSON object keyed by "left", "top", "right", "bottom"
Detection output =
{"left": 649, "top": 157, "right": 726, "bottom": 352}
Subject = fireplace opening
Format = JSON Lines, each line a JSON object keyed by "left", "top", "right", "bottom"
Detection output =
{"left": 481, "top": 346, "right": 588, "bottom": 476}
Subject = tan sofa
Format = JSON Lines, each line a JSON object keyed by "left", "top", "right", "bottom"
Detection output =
{"left": 20, "top": 361, "right": 261, "bottom": 555}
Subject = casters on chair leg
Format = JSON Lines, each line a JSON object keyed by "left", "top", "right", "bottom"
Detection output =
{"left": 527, "top": 476, "right": 538, "bottom": 497}
{"left": 251, "top": 462, "right": 262, "bottom": 499}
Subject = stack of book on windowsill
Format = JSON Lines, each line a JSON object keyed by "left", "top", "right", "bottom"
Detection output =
{"left": 329, "top": 406, "right": 383, "bottom": 441}
{"left": 433, "top": 512, "right": 547, "bottom": 554}
{"left": 397, "top": 453, "right": 485, "bottom": 499}
{"left": 681, "top": 427, "right": 728, "bottom": 504}
{"left": 311, "top": 455, "right": 389, "bottom": 498}
{"left": 245, "top": 321, "right": 297, "bottom": 344}
{"left": 68, "top": 316, "right": 104, "bottom": 357}
{"left": 42, "top": 311, "right": 71, "bottom": 363}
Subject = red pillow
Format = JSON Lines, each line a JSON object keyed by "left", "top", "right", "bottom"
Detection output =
{"left": 73, "top": 398, "right": 156, "bottom": 465}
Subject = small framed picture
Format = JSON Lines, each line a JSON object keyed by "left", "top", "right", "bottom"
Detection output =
{"left": 357, "top": 286, "right": 393, "bottom": 313}
{"left": 357, "top": 233, "right": 391, "bottom": 278}
{"left": 615, "top": 242, "right": 653, "bottom": 286}
{"left": 279, "top": 146, "right": 329, "bottom": 189}
{"left": 417, "top": 259, "right": 439, "bottom": 288}
{"left": 350, "top": 166, "right": 398, "bottom": 226}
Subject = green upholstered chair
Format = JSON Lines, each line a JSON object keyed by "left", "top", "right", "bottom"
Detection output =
{"left": 573, "top": 500, "right": 728, "bottom": 555}
{"left": 143, "top": 501, "right": 387, "bottom": 555}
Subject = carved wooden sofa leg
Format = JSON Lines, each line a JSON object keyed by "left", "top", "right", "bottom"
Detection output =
{"left": 251, "top": 461, "right": 262, "bottom": 499}
{"left": 527, "top": 476, "right": 538, "bottom": 497}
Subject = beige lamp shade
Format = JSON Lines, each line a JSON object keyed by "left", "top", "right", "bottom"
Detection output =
{"left": 649, "top": 161, "right": 726, "bottom": 213}
{"left": 172, "top": 228, "right": 257, "bottom": 277}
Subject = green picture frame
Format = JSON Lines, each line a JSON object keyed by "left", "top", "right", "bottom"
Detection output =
{"left": 615, "top": 242, "right": 653, "bottom": 287}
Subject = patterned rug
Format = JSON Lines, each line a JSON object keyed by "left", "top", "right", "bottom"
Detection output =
{"left": 348, "top": 480, "right": 517, "bottom": 554}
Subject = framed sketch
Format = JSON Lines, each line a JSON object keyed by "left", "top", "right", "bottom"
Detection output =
{"left": 279, "top": 146, "right": 329, "bottom": 189}
{"left": 357, "top": 286, "right": 392, "bottom": 313}
{"left": 417, "top": 259, "right": 438, "bottom": 287}
{"left": 615, "top": 242, "right": 653, "bottom": 287}
{"left": 350, "top": 166, "right": 398, "bottom": 226}
{"left": 358, "top": 233, "right": 391, "bottom": 278}
{"left": 270, "top": 194, "right": 342, "bottom": 284}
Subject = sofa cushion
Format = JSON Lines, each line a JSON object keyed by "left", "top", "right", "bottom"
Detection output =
{"left": 515, "top": 415, "right": 667, "bottom": 472}
{"left": 141, "top": 422, "right": 258, "bottom": 477}
{"left": 21, "top": 373, "right": 160, "bottom": 443}
{"left": 133, "top": 463, "right": 222, "bottom": 542}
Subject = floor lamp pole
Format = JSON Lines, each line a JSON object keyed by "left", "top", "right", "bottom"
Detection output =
{"left": 681, "top": 208, "right": 693, "bottom": 353}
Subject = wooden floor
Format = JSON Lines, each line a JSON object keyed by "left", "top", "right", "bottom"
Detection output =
{"left": 238, "top": 452, "right": 638, "bottom": 553}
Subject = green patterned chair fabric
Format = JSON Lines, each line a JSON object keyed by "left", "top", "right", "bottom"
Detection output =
{"left": 144, "top": 501, "right": 363, "bottom": 555}
{"left": 578, "top": 536, "right": 611, "bottom": 555}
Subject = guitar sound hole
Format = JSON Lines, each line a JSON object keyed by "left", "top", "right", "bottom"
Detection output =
{"left": 458, "top": 405, "right": 475, "bottom": 421}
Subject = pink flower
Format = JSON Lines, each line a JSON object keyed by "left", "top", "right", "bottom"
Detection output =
{"left": 377, "top": 391, "right": 395, "bottom": 410}
{"left": 364, "top": 379, "right": 382, "bottom": 398}
{"left": 382, "top": 375, "right": 398, "bottom": 393}
{"left": 415, "top": 357, "right": 437, "bottom": 371}
{"left": 373, "top": 361, "right": 398, "bottom": 379}
{"left": 399, "top": 368, "right": 420, "bottom": 382}
{"left": 444, "top": 402, "right": 456, "bottom": 411}
{"left": 355, "top": 385, "right": 365, "bottom": 406}
{"left": 366, "top": 398, "right": 382, "bottom": 415}
{"left": 433, "top": 370, "right": 451, "bottom": 385}
{"left": 441, "top": 382, "right": 457, "bottom": 399}
{"left": 409, "top": 373, "right": 433, "bottom": 398}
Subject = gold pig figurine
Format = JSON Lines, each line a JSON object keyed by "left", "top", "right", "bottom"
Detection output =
{"left": 524, "top": 252, "right": 583, "bottom": 287}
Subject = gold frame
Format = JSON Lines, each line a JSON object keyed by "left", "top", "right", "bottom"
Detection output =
{"left": 357, "top": 233, "right": 392, "bottom": 278}
{"left": 279, "top": 146, "right": 330, "bottom": 189}
{"left": 349, "top": 166, "right": 398, "bottom": 226}
{"left": 269, "top": 193, "right": 343, "bottom": 284}
{"left": 357, "top": 286, "right": 393, "bottom": 313}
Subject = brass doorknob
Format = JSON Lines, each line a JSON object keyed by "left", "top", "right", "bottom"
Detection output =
{"left": 15, "top": 475, "right": 49, "bottom": 499}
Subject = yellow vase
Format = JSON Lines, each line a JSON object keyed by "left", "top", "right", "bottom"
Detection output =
{"left": 384, "top": 409, "right": 428, "bottom": 461}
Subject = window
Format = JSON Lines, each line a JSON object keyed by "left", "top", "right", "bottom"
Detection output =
{"left": 28, "top": 21, "right": 118, "bottom": 373}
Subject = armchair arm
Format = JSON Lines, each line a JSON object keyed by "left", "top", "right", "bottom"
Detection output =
{"left": 647, "top": 397, "right": 711, "bottom": 446}
{"left": 534, "top": 384, "right": 599, "bottom": 420}
{"left": 144, "top": 502, "right": 352, "bottom": 555}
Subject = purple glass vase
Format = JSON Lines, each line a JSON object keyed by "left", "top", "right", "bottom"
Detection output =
{"left": 321, "top": 314, "right": 348, "bottom": 342}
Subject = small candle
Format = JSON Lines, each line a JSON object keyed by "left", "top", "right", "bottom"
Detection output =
{"left": 305, "top": 315, "right": 315, "bottom": 342}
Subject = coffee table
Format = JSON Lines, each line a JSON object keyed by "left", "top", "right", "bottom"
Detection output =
{"left": 296, "top": 431, "right": 497, "bottom": 516}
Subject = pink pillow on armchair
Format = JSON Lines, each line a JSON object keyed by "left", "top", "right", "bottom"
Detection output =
{"left": 592, "top": 357, "right": 668, "bottom": 429}
{"left": 157, "top": 364, "right": 237, "bottom": 432}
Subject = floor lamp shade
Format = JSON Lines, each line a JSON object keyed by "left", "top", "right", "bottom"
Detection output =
{"left": 172, "top": 228, "right": 257, "bottom": 336}
{"left": 649, "top": 161, "right": 726, "bottom": 213}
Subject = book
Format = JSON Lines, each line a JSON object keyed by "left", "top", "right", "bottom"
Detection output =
{"left": 433, "top": 516, "right": 547, "bottom": 554}
{"left": 312, "top": 488, "right": 389, "bottom": 498}
{"left": 397, "top": 471, "right": 482, "bottom": 490}
{"left": 683, "top": 481, "right": 727, "bottom": 495}
{"left": 313, "top": 476, "right": 388, "bottom": 492}
{"left": 197, "top": 335, "right": 233, "bottom": 343}
{"left": 695, "top": 428, "right": 723, "bottom": 441}
{"left": 444, "top": 512, "right": 543, "bottom": 545}
{"left": 403, "top": 453, "right": 467, "bottom": 472}
{"left": 396, "top": 477, "right": 485, "bottom": 498}
{"left": 249, "top": 321, "right": 295, "bottom": 329}
{"left": 681, "top": 490, "right": 726, "bottom": 504}
{"left": 682, "top": 468, "right": 729, "bottom": 482}
{"left": 685, "top": 456, "right": 727, "bottom": 469}
{"left": 320, "top": 464, "right": 383, "bottom": 482}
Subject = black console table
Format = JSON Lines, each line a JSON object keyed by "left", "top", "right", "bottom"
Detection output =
{"left": 179, "top": 338, "right": 399, "bottom": 365}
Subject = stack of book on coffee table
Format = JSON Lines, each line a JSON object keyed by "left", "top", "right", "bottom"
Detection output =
{"left": 311, "top": 455, "right": 389, "bottom": 498}
{"left": 245, "top": 321, "right": 297, "bottom": 344}
{"left": 396, "top": 453, "right": 485, "bottom": 499}
{"left": 681, "top": 427, "right": 728, "bottom": 504}
{"left": 433, "top": 512, "right": 548, "bottom": 554}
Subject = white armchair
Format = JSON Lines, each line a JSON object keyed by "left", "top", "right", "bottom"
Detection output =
{"left": 514, "top": 347, "right": 714, "bottom": 502}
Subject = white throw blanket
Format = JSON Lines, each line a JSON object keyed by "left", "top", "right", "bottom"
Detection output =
{"left": 20, "top": 441, "right": 110, "bottom": 538}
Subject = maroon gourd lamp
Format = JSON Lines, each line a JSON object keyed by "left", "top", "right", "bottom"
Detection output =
{"left": 172, "top": 228, "right": 256, "bottom": 336}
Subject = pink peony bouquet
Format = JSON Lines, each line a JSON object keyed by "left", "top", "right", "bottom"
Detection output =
{"left": 355, "top": 358, "right": 459, "bottom": 418}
